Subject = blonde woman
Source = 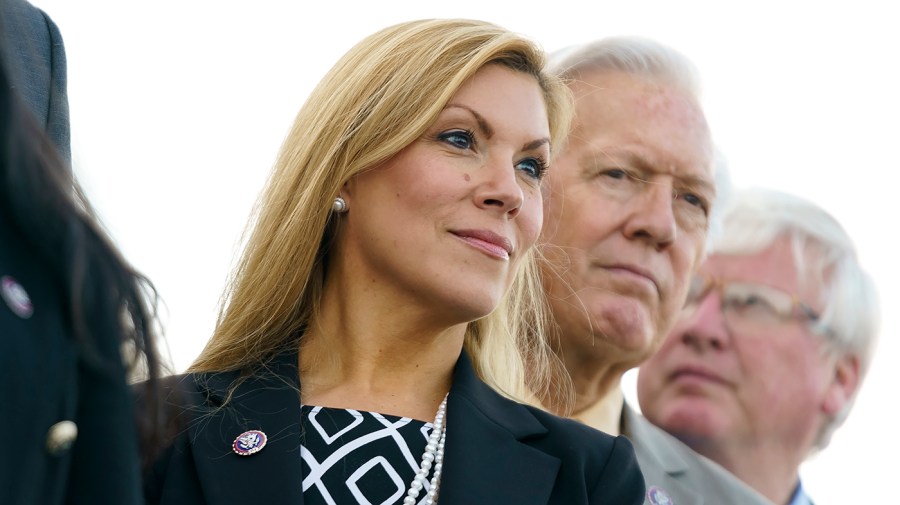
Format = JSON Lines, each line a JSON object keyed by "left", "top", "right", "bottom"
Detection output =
{"left": 143, "top": 19, "right": 644, "bottom": 505}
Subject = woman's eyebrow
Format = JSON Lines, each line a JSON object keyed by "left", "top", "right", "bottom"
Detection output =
{"left": 444, "top": 103, "right": 549, "bottom": 150}
{"left": 444, "top": 104, "right": 493, "bottom": 138}
{"left": 522, "top": 138, "right": 550, "bottom": 152}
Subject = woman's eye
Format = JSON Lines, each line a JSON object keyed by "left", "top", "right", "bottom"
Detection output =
{"left": 438, "top": 130, "right": 475, "bottom": 150}
{"left": 516, "top": 157, "right": 548, "bottom": 180}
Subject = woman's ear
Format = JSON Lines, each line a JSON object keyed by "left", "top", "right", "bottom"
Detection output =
{"left": 821, "top": 353, "right": 860, "bottom": 417}
{"left": 333, "top": 180, "right": 353, "bottom": 214}
{"left": 339, "top": 177, "right": 355, "bottom": 201}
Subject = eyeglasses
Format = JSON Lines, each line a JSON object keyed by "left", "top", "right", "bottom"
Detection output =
{"left": 682, "top": 274, "right": 830, "bottom": 336}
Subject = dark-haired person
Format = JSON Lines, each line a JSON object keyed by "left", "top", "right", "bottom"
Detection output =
{"left": 0, "top": 29, "right": 163, "bottom": 505}
{"left": 1, "top": 0, "right": 69, "bottom": 161}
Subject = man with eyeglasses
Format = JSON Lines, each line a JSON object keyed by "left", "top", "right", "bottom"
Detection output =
{"left": 637, "top": 188, "right": 880, "bottom": 505}
{"left": 541, "top": 37, "right": 772, "bottom": 504}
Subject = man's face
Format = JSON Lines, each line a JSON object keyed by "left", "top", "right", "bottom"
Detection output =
{"left": 636, "top": 237, "right": 853, "bottom": 460}
{"left": 542, "top": 70, "right": 715, "bottom": 367}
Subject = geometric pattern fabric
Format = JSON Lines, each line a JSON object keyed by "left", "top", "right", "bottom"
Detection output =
{"left": 300, "top": 406, "right": 436, "bottom": 505}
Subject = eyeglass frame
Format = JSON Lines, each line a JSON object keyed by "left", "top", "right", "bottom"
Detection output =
{"left": 680, "top": 273, "right": 833, "bottom": 337}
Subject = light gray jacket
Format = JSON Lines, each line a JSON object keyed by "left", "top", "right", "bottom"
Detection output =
{"left": 623, "top": 405, "right": 774, "bottom": 505}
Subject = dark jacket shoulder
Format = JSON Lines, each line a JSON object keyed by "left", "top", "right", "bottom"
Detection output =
{"left": 524, "top": 404, "right": 647, "bottom": 501}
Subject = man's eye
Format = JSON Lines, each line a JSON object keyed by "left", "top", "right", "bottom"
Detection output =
{"left": 739, "top": 295, "right": 765, "bottom": 307}
{"left": 602, "top": 168, "right": 629, "bottom": 180}
{"left": 438, "top": 130, "right": 475, "bottom": 150}
{"left": 727, "top": 294, "right": 778, "bottom": 316}
{"left": 679, "top": 192, "right": 708, "bottom": 213}
{"left": 682, "top": 193, "right": 703, "bottom": 207}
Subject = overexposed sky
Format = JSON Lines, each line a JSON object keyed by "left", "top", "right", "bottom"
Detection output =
{"left": 31, "top": 1, "right": 898, "bottom": 503}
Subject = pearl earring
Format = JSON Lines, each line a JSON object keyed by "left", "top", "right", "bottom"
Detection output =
{"left": 332, "top": 196, "right": 348, "bottom": 213}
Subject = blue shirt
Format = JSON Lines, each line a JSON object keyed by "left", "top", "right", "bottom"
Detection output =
{"left": 788, "top": 480, "right": 813, "bottom": 505}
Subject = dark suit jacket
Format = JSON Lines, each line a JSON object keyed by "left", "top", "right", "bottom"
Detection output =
{"left": 145, "top": 351, "right": 646, "bottom": 504}
{"left": 1, "top": 0, "right": 70, "bottom": 161}
{"left": 0, "top": 209, "right": 143, "bottom": 504}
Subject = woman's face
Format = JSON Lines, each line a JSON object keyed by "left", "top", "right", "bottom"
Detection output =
{"left": 337, "top": 64, "right": 551, "bottom": 324}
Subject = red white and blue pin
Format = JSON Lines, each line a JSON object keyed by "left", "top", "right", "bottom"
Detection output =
{"left": 233, "top": 430, "right": 267, "bottom": 456}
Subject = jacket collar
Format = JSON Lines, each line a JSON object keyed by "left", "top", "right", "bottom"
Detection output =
{"left": 441, "top": 351, "right": 561, "bottom": 504}
{"left": 189, "top": 351, "right": 304, "bottom": 505}
{"left": 190, "top": 350, "right": 561, "bottom": 505}
{"left": 622, "top": 403, "right": 702, "bottom": 504}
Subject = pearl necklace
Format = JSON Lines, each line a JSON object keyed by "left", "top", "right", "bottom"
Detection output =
{"left": 403, "top": 393, "right": 448, "bottom": 505}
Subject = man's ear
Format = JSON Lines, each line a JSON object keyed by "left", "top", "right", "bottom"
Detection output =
{"left": 822, "top": 353, "right": 860, "bottom": 416}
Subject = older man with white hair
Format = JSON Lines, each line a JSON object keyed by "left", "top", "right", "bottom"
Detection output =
{"left": 638, "top": 188, "right": 880, "bottom": 505}
{"left": 541, "top": 36, "right": 771, "bottom": 504}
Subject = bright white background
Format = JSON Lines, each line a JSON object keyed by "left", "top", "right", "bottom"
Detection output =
{"left": 31, "top": 1, "right": 897, "bottom": 503}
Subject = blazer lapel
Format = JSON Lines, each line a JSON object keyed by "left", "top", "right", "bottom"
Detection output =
{"left": 622, "top": 405, "right": 702, "bottom": 505}
{"left": 440, "top": 353, "right": 560, "bottom": 505}
{"left": 189, "top": 353, "right": 305, "bottom": 505}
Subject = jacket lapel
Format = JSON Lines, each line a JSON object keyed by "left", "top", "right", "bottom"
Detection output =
{"left": 189, "top": 353, "right": 305, "bottom": 505}
{"left": 622, "top": 405, "right": 702, "bottom": 505}
{"left": 440, "top": 353, "right": 560, "bottom": 504}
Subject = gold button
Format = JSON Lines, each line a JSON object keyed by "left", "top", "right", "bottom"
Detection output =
{"left": 46, "top": 420, "right": 78, "bottom": 455}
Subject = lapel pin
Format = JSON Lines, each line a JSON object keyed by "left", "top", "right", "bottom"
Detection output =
{"left": 2, "top": 276, "right": 33, "bottom": 319}
{"left": 233, "top": 430, "right": 267, "bottom": 456}
{"left": 647, "top": 486, "right": 674, "bottom": 505}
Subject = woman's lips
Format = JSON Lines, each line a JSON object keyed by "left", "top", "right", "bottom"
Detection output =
{"left": 451, "top": 229, "right": 513, "bottom": 260}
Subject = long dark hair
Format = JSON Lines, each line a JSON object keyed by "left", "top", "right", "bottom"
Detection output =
{"left": 0, "top": 34, "right": 164, "bottom": 457}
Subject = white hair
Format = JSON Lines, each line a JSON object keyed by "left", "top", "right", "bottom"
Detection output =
{"left": 706, "top": 149, "right": 733, "bottom": 255}
{"left": 713, "top": 188, "right": 880, "bottom": 451}
{"left": 548, "top": 35, "right": 703, "bottom": 102}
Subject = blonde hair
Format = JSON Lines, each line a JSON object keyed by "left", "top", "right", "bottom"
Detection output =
{"left": 190, "top": 19, "right": 574, "bottom": 405}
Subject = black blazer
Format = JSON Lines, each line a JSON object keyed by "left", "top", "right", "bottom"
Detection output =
{"left": 1, "top": 0, "right": 70, "bottom": 161}
{"left": 0, "top": 209, "right": 142, "bottom": 504}
{"left": 145, "top": 350, "right": 645, "bottom": 504}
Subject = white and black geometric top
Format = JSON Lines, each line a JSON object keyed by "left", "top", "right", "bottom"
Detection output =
{"left": 299, "top": 405, "right": 437, "bottom": 505}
